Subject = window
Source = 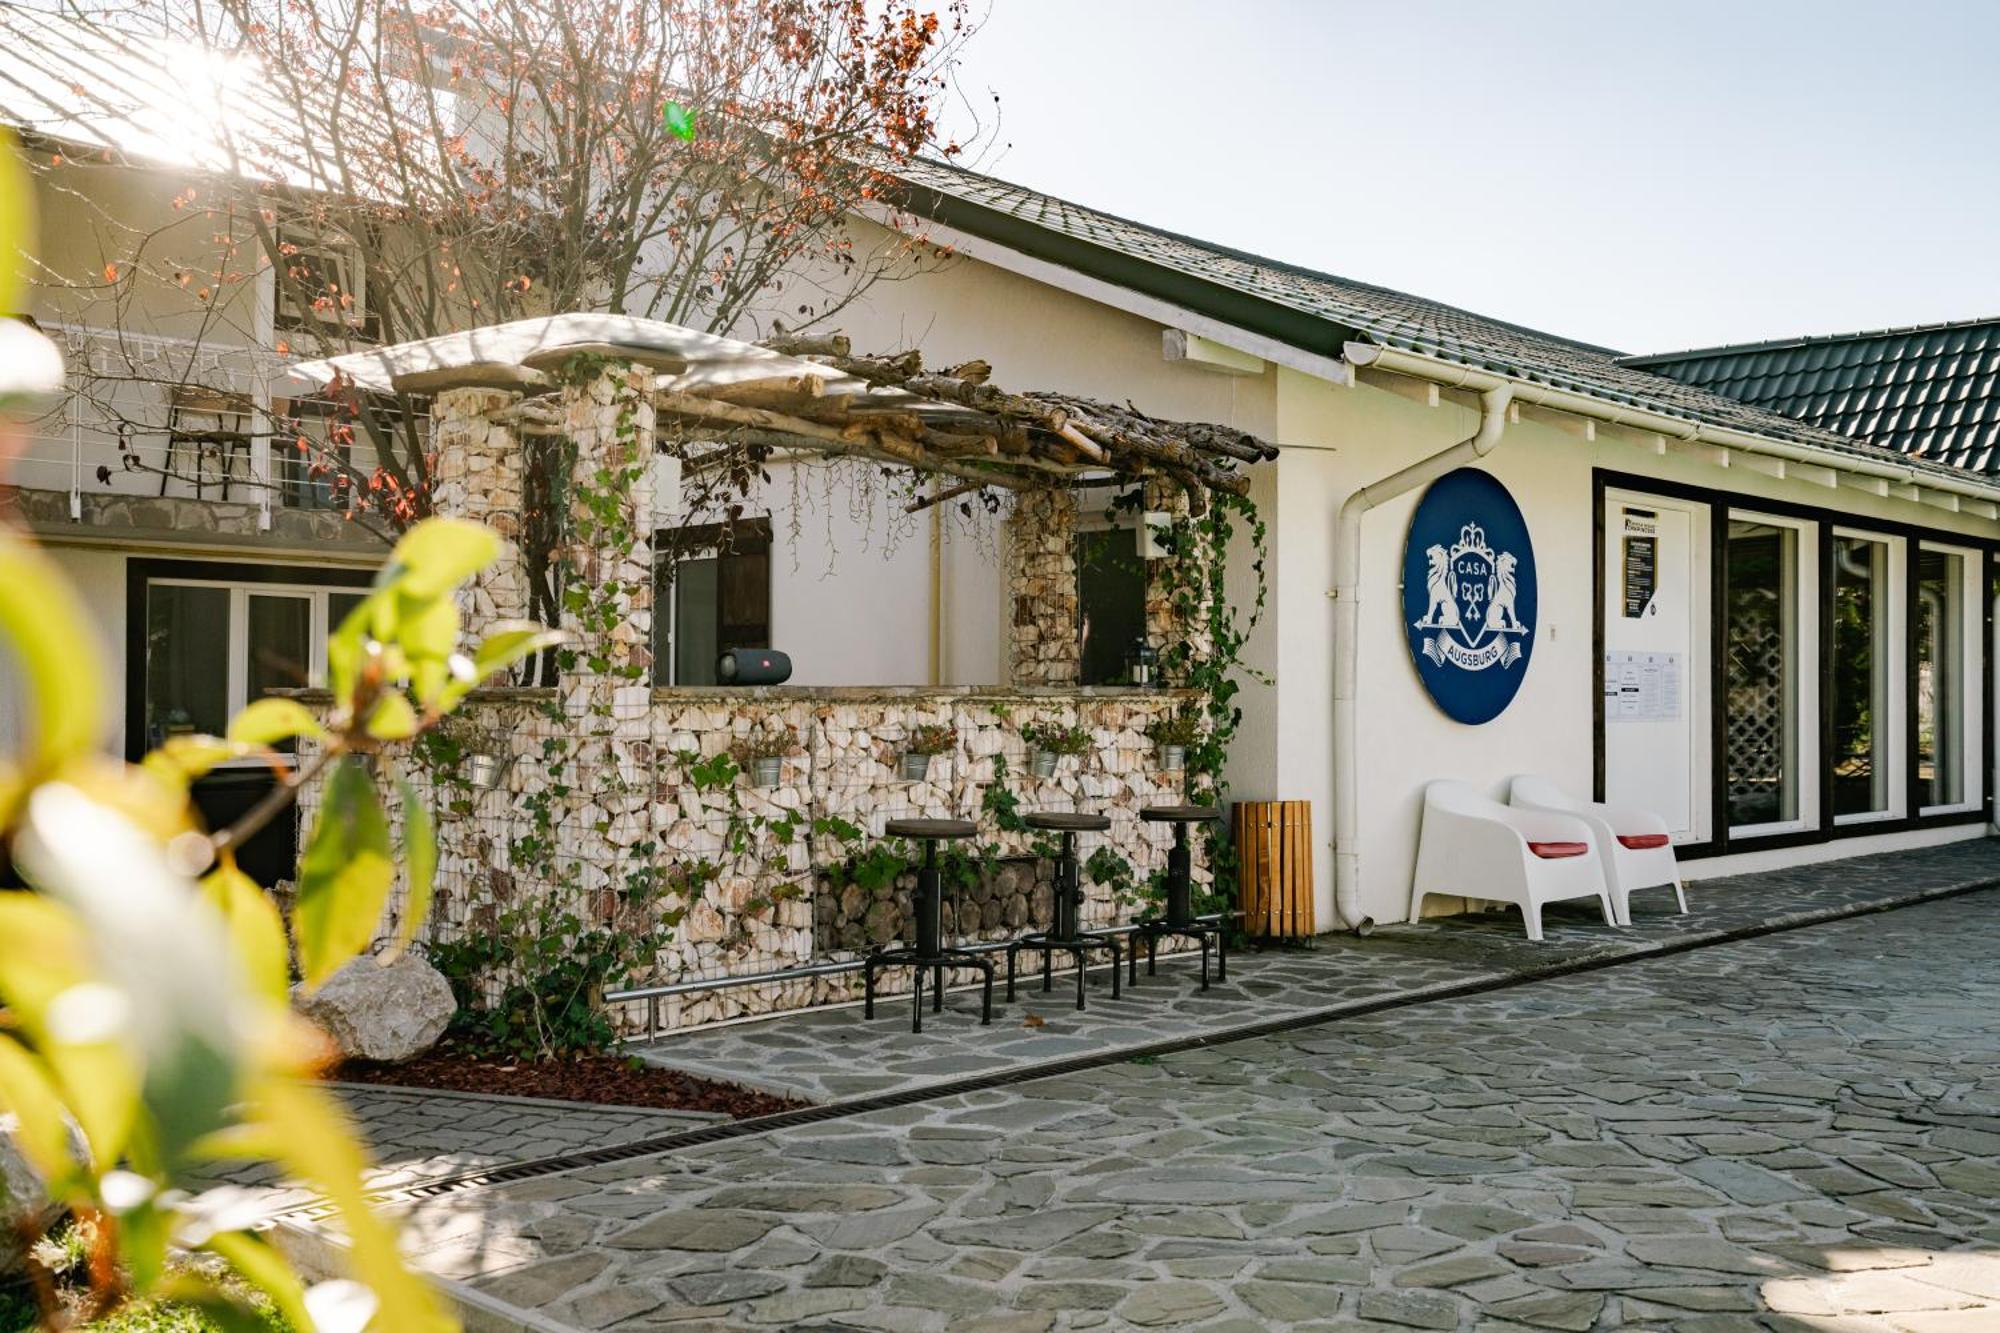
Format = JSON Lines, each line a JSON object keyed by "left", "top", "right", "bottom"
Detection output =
{"left": 273, "top": 228, "right": 374, "bottom": 338}
{"left": 138, "top": 573, "right": 370, "bottom": 757}
{"left": 1724, "top": 515, "right": 1815, "bottom": 834}
{"left": 1829, "top": 533, "right": 1897, "bottom": 820}
{"left": 272, "top": 396, "right": 396, "bottom": 512}
{"left": 652, "top": 519, "right": 771, "bottom": 686}
{"left": 1916, "top": 546, "right": 1973, "bottom": 810}
{"left": 1076, "top": 525, "right": 1148, "bottom": 685}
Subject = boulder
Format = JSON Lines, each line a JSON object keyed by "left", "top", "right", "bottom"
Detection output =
{"left": 2, "top": 1116, "right": 67, "bottom": 1277}
{"left": 295, "top": 953, "right": 456, "bottom": 1063}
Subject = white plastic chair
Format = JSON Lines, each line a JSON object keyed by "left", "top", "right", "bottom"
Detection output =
{"left": 1410, "top": 780, "right": 1615, "bottom": 941}
{"left": 1507, "top": 775, "right": 1688, "bottom": 926}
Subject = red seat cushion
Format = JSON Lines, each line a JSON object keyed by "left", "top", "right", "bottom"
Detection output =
{"left": 1527, "top": 841, "right": 1589, "bottom": 859}
{"left": 1617, "top": 833, "right": 1670, "bottom": 850}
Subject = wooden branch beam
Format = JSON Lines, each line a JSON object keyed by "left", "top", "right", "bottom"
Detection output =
{"left": 760, "top": 332, "right": 851, "bottom": 358}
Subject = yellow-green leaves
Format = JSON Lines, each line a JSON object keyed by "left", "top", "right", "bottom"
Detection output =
{"left": 142, "top": 734, "right": 249, "bottom": 788}
{"left": 200, "top": 858, "right": 291, "bottom": 1006}
{"left": 12, "top": 783, "right": 246, "bottom": 1172}
{"left": 252, "top": 1076, "right": 454, "bottom": 1333}
{"left": 294, "top": 756, "right": 394, "bottom": 990}
{"left": 389, "top": 779, "right": 435, "bottom": 959}
{"left": 228, "top": 698, "right": 326, "bottom": 748}
{"left": 387, "top": 518, "right": 500, "bottom": 601}
{"left": 0, "top": 1033, "right": 76, "bottom": 1186}
{"left": 0, "top": 888, "right": 137, "bottom": 1167}
{"left": 0, "top": 528, "right": 106, "bottom": 787}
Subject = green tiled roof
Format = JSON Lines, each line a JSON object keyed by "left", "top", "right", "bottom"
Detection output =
{"left": 885, "top": 158, "right": 1995, "bottom": 492}
{"left": 1622, "top": 318, "right": 2000, "bottom": 475}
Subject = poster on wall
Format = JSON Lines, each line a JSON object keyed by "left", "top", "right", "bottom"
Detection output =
{"left": 1604, "top": 650, "right": 1681, "bottom": 722}
{"left": 1399, "top": 467, "right": 1538, "bottom": 725}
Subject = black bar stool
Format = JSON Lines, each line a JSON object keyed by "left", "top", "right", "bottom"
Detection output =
{"left": 1006, "top": 811, "right": 1122, "bottom": 1010}
{"left": 1129, "top": 806, "right": 1225, "bottom": 990}
{"left": 863, "top": 818, "right": 994, "bottom": 1033}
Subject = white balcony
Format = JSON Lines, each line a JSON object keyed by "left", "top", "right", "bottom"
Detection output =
{"left": 11, "top": 321, "right": 345, "bottom": 528}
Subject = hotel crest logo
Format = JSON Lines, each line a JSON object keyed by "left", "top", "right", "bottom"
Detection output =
{"left": 1413, "top": 520, "right": 1529, "bottom": 672}
{"left": 1400, "top": 468, "right": 1538, "bottom": 725}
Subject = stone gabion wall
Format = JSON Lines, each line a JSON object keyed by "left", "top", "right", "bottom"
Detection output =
{"left": 432, "top": 387, "right": 532, "bottom": 630}
{"left": 302, "top": 687, "right": 1199, "bottom": 1033}
{"left": 1005, "top": 488, "right": 1082, "bottom": 685}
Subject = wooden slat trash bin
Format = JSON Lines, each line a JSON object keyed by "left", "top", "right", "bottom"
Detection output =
{"left": 1234, "top": 800, "right": 1315, "bottom": 938}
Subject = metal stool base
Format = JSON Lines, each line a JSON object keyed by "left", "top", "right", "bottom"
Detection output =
{"left": 1005, "top": 932, "right": 1122, "bottom": 1010}
{"left": 1126, "top": 918, "right": 1228, "bottom": 990}
{"left": 862, "top": 948, "right": 995, "bottom": 1034}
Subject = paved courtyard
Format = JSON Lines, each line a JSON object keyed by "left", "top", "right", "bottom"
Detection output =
{"left": 363, "top": 881, "right": 2000, "bottom": 1331}
{"left": 629, "top": 839, "right": 2000, "bottom": 1105}
{"left": 196, "top": 1086, "right": 720, "bottom": 1214}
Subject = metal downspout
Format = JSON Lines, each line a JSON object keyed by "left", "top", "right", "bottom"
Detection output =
{"left": 1331, "top": 384, "right": 1514, "bottom": 932}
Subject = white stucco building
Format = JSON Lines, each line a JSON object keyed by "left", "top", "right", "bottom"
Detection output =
{"left": 5, "top": 2, "right": 1996, "bottom": 942}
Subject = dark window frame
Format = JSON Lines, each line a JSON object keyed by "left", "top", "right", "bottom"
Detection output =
{"left": 652, "top": 517, "right": 774, "bottom": 686}
{"left": 124, "top": 558, "right": 376, "bottom": 762}
{"left": 1592, "top": 468, "right": 1995, "bottom": 862}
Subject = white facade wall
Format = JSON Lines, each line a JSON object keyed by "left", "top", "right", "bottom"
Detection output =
{"left": 816, "top": 226, "right": 2000, "bottom": 932}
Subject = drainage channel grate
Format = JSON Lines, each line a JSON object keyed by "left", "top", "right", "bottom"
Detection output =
{"left": 270, "top": 876, "right": 1999, "bottom": 1227}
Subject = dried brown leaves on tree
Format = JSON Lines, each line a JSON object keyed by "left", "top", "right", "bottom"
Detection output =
{"left": 33, "top": 0, "right": 986, "bottom": 531}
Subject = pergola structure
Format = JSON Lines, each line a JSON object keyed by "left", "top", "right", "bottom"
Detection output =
{"left": 293, "top": 313, "right": 1277, "bottom": 509}
{"left": 293, "top": 313, "right": 1279, "bottom": 687}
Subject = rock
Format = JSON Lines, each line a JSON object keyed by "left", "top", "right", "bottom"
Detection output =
{"left": 1, "top": 1116, "right": 67, "bottom": 1276}
{"left": 294, "top": 954, "right": 455, "bottom": 1063}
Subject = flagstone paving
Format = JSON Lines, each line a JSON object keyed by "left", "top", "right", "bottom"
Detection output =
{"left": 365, "top": 879, "right": 2000, "bottom": 1331}
{"left": 625, "top": 838, "right": 2000, "bottom": 1104}
{"left": 194, "top": 1085, "right": 720, "bottom": 1215}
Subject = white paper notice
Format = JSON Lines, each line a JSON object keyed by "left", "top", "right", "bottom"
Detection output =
{"left": 1604, "top": 650, "right": 1681, "bottom": 723}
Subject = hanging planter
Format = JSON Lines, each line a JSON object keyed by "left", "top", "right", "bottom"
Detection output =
{"left": 730, "top": 728, "right": 795, "bottom": 790}
{"left": 1147, "top": 711, "right": 1200, "bottom": 774}
{"left": 899, "top": 723, "right": 955, "bottom": 783}
{"left": 1022, "top": 722, "right": 1089, "bottom": 780}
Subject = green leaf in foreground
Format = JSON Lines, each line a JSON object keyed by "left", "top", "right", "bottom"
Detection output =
{"left": 293, "top": 757, "right": 394, "bottom": 990}
{"left": 389, "top": 778, "right": 435, "bottom": 958}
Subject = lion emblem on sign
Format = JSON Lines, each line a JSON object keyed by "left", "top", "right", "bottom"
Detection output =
{"left": 1414, "top": 522, "right": 1530, "bottom": 671}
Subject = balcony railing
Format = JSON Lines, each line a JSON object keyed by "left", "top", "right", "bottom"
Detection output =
{"left": 13, "top": 321, "right": 297, "bottom": 526}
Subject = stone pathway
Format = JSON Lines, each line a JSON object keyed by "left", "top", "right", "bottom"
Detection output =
{"left": 359, "top": 879, "right": 2000, "bottom": 1331}
{"left": 196, "top": 1085, "right": 720, "bottom": 1215}
{"left": 626, "top": 838, "right": 2000, "bottom": 1105}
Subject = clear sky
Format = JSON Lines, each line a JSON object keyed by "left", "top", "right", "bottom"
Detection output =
{"left": 937, "top": 0, "right": 2000, "bottom": 355}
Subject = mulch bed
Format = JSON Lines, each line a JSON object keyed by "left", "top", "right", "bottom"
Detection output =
{"left": 336, "top": 1042, "right": 807, "bottom": 1120}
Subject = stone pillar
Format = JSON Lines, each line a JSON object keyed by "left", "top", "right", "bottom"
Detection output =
{"left": 557, "top": 361, "right": 656, "bottom": 717}
{"left": 1005, "top": 487, "right": 1080, "bottom": 685}
{"left": 431, "top": 387, "right": 529, "bottom": 640}
{"left": 1143, "top": 479, "right": 1215, "bottom": 680}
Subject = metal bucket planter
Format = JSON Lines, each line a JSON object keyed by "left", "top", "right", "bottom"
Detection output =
{"left": 1157, "top": 743, "right": 1186, "bottom": 772}
{"left": 752, "top": 755, "right": 784, "bottom": 788}
{"left": 1028, "top": 748, "right": 1059, "bottom": 780}
{"left": 899, "top": 751, "right": 934, "bottom": 782}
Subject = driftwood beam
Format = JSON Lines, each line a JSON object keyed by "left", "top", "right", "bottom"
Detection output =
{"left": 760, "top": 332, "right": 851, "bottom": 358}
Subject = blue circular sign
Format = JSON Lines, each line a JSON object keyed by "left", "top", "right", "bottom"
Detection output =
{"left": 1400, "top": 467, "right": 1538, "bottom": 725}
